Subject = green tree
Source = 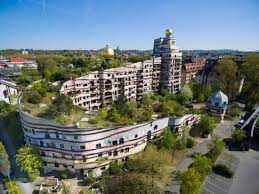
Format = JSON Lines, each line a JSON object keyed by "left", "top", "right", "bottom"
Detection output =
{"left": 206, "top": 137, "right": 225, "bottom": 161}
{"left": 197, "top": 116, "right": 216, "bottom": 136}
{"left": 109, "top": 161, "right": 124, "bottom": 175}
{"left": 16, "top": 146, "right": 42, "bottom": 180}
{"left": 215, "top": 57, "right": 239, "bottom": 101}
{"left": 5, "top": 180, "right": 22, "bottom": 194}
{"left": 0, "top": 141, "right": 11, "bottom": 178}
{"left": 127, "top": 145, "right": 172, "bottom": 180}
{"left": 142, "top": 94, "right": 153, "bottom": 108}
{"left": 240, "top": 53, "right": 259, "bottom": 106}
{"left": 159, "top": 128, "right": 176, "bottom": 149}
{"left": 61, "top": 183, "right": 71, "bottom": 194}
{"left": 192, "top": 155, "right": 212, "bottom": 176}
{"left": 179, "top": 84, "right": 193, "bottom": 105}
{"left": 232, "top": 128, "right": 246, "bottom": 143}
{"left": 180, "top": 168, "right": 202, "bottom": 194}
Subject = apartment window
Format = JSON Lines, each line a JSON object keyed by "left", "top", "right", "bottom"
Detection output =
{"left": 98, "top": 153, "right": 103, "bottom": 157}
{"left": 100, "top": 166, "right": 106, "bottom": 171}
{"left": 119, "top": 138, "right": 124, "bottom": 144}
{"left": 40, "top": 141, "right": 44, "bottom": 147}
{"left": 125, "top": 147, "right": 129, "bottom": 153}
{"left": 96, "top": 143, "right": 101, "bottom": 149}
{"left": 32, "top": 129, "right": 36, "bottom": 135}
{"left": 112, "top": 140, "right": 118, "bottom": 146}
{"left": 60, "top": 144, "right": 64, "bottom": 148}
{"left": 215, "top": 102, "right": 219, "bottom": 107}
{"left": 74, "top": 135, "right": 78, "bottom": 140}
{"left": 71, "top": 146, "right": 74, "bottom": 150}
{"left": 113, "top": 151, "right": 118, "bottom": 156}
{"left": 135, "top": 134, "right": 138, "bottom": 138}
{"left": 62, "top": 134, "right": 66, "bottom": 139}
{"left": 56, "top": 132, "right": 59, "bottom": 139}
{"left": 63, "top": 164, "right": 67, "bottom": 168}
{"left": 80, "top": 145, "right": 85, "bottom": 150}
{"left": 108, "top": 152, "right": 112, "bottom": 156}
{"left": 45, "top": 132, "right": 50, "bottom": 138}
{"left": 120, "top": 149, "right": 124, "bottom": 153}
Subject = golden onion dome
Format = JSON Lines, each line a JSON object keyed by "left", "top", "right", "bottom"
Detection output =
{"left": 101, "top": 46, "right": 114, "bottom": 59}
{"left": 165, "top": 28, "right": 173, "bottom": 36}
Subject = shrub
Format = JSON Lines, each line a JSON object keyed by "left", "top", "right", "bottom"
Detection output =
{"left": 27, "top": 91, "right": 42, "bottom": 104}
{"left": 212, "top": 164, "right": 234, "bottom": 178}
{"left": 186, "top": 138, "right": 195, "bottom": 148}
{"left": 5, "top": 180, "right": 22, "bottom": 194}
{"left": 180, "top": 168, "right": 202, "bottom": 194}
{"left": 28, "top": 170, "right": 40, "bottom": 181}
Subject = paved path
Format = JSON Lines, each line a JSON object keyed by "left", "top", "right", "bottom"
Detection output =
{"left": 228, "top": 150, "right": 259, "bottom": 194}
{"left": 0, "top": 122, "right": 34, "bottom": 194}
{"left": 165, "top": 118, "right": 238, "bottom": 194}
{"left": 201, "top": 151, "right": 240, "bottom": 194}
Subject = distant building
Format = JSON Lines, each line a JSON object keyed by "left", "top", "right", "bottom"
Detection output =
{"left": 206, "top": 90, "right": 228, "bottom": 121}
{"left": 181, "top": 57, "right": 205, "bottom": 84}
{"left": 0, "top": 79, "right": 18, "bottom": 104}
{"left": 21, "top": 50, "right": 29, "bottom": 55}
{"left": 0, "top": 57, "right": 38, "bottom": 69}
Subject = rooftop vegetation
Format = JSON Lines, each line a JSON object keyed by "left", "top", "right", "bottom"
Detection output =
{"left": 21, "top": 81, "right": 203, "bottom": 127}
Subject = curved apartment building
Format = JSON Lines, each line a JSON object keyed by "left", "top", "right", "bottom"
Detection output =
{"left": 19, "top": 96, "right": 200, "bottom": 176}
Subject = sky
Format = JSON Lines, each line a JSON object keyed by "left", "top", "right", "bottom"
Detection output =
{"left": 0, "top": 0, "right": 259, "bottom": 50}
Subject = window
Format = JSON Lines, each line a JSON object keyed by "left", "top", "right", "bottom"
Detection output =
{"left": 32, "top": 129, "right": 36, "bottom": 135}
{"left": 74, "top": 135, "right": 78, "bottom": 140}
{"left": 134, "top": 144, "right": 138, "bottom": 147}
{"left": 62, "top": 134, "right": 66, "bottom": 139}
{"left": 80, "top": 145, "right": 85, "bottom": 150}
{"left": 215, "top": 102, "right": 219, "bottom": 107}
{"left": 45, "top": 132, "right": 50, "bottom": 138}
{"left": 96, "top": 143, "right": 101, "bottom": 149}
{"left": 100, "top": 166, "right": 106, "bottom": 171}
{"left": 60, "top": 144, "right": 64, "bottom": 148}
{"left": 112, "top": 140, "right": 118, "bottom": 146}
{"left": 56, "top": 132, "right": 59, "bottom": 139}
{"left": 40, "top": 141, "right": 44, "bottom": 147}
{"left": 119, "top": 138, "right": 124, "bottom": 144}
{"left": 120, "top": 149, "right": 124, "bottom": 153}
{"left": 71, "top": 146, "right": 74, "bottom": 150}
{"left": 98, "top": 153, "right": 103, "bottom": 157}
{"left": 125, "top": 147, "right": 129, "bottom": 153}
{"left": 154, "top": 125, "right": 158, "bottom": 130}
{"left": 113, "top": 151, "right": 118, "bottom": 156}
{"left": 63, "top": 164, "right": 67, "bottom": 168}
{"left": 108, "top": 152, "right": 112, "bottom": 156}
{"left": 135, "top": 134, "right": 138, "bottom": 138}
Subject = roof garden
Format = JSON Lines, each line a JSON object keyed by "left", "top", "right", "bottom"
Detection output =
{"left": 20, "top": 81, "right": 202, "bottom": 128}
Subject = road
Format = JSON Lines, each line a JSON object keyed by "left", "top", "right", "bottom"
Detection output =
{"left": 0, "top": 121, "right": 34, "bottom": 194}
{"left": 165, "top": 118, "right": 238, "bottom": 194}
{"left": 228, "top": 150, "right": 259, "bottom": 194}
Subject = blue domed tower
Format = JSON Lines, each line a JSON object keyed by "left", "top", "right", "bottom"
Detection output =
{"left": 206, "top": 90, "right": 228, "bottom": 121}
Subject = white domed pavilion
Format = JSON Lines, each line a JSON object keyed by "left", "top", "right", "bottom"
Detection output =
{"left": 206, "top": 90, "right": 228, "bottom": 121}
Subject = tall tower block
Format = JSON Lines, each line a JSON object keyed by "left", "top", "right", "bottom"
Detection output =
{"left": 154, "top": 29, "right": 182, "bottom": 93}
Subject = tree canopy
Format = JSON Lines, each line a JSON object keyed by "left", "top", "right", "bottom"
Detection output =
{"left": 16, "top": 146, "right": 42, "bottom": 178}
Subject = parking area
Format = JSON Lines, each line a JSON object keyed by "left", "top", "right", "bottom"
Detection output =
{"left": 201, "top": 152, "right": 240, "bottom": 194}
